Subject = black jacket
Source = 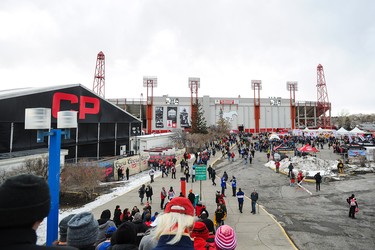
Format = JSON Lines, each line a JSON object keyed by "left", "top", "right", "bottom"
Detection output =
{"left": 0, "top": 228, "right": 78, "bottom": 250}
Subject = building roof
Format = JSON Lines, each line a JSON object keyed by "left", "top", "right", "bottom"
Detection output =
{"left": 0, "top": 84, "right": 83, "bottom": 100}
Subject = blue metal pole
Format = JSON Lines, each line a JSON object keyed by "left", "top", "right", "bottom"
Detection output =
{"left": 46, "top": 129, "right": 61, "bottom": 246}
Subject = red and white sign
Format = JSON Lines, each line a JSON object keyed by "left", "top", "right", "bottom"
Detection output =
{"left": 215, "top": 99, "right": 239, "bottom": 105}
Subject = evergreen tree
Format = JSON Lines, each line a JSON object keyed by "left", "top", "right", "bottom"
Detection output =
{"left": 191, "top": 103, "right": 208, "bottom": 134}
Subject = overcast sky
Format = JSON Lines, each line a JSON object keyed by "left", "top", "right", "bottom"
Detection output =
{"left": 1, "top": 0, "right": 374, "bottom": 115}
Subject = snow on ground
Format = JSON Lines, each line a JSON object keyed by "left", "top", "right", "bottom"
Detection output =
{"left": 264, "top": 156, "right": 375, "bottom": 178}
{"left": 36, "top": 170, "right": 162, "bottom": 245}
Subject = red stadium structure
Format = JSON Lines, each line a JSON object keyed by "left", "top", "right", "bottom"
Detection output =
{"left": 316, "top": 64, "right": 331, "bottom": 128}
{"left": 251, "top": 80, "right": 262, "bottom": 133}
{"left": 93, "top": 51, "right": 105, "bottom": 98}
{"left": 143, "top": 77, "right": 157, "bottom": 134}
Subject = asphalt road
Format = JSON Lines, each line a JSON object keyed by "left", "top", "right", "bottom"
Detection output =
{"left": 213, "top": 148, "right": 375, "bottom": 250}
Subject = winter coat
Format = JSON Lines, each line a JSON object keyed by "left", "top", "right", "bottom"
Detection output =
{"left": 145, "top": 186, "right": 153, "bottom": 198}
{"left": 214, "top": 209, "right": 225, "bottom": 225}
{"left": 113, "top": 208, "right": 122, "bottom": 226}
{"left": 231, "top": 178, "right": 237, "bottom": 188}
{"left": 251, "top": 192, "right": 258, "bottom": 202}
{"left": 188, "top": 192, "right": 195, "bottom": 205}
{"left": 314, "top": 173, "right": 322, "bottom": 183}
{"left": 97, "top": 219, "right": 117, "bottom": 245}
{"left": 108, "top": 244, "right": 138, "bottom": 250}
{"left": 237, "top": 190, "right": 244, "bottom": 203}
{"left": 220, "top": 177, "right": 227, "bottom": 188}
{"left": 160, "top": 189, "right": 167, "bottom": 199}
{"left": 0, "top": 228, "right": 78, "bottom": 250}
{"left": 153, "top": 234, "right": 194, "bottom": 250}
{"left": 139, "top": 186, "right": 146, "bottom": 198}
{"left": 132, "top": 220, "right": 149, "bottom": 246}
{"left": 193, "top": 237, "right": 209, "bottom": 250}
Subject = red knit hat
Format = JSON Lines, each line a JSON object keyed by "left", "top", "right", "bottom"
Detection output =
{"left": 191, "top": 221, "right": 209, "bottom": 240}
{"left": 215, "top": 225, "right": 237, "bottom": 250}
{"left": 165, "top": 197, "right": 194, "bottom": 216}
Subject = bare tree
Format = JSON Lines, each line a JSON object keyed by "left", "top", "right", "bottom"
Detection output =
{"left": 61, "top": 162, "right": 105, "bottom": 201}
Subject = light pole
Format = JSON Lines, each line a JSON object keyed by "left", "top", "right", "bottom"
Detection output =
{"left": 140, "top": 93, "right": 143, "bottom": 133}
{"left": 25, "top": 108, "right": 77, "bottom": 246}
{"left": 132, "top": 125, "right": 141, "bottom": 155}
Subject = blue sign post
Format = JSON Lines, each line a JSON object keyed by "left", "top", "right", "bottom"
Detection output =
{"left": 46, "top": 129, "right": 62, "bottom": 246}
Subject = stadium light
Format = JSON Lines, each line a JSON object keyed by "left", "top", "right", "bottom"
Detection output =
{"left": 25, "top": 108, "right": 77, "bottom": 246}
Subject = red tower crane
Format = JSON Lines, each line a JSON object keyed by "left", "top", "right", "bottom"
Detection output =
{"left": 316, "top": 64, "right": 331, "bottom": 128}
{"left": 189, "top": 77, "right": 200, "bottom": 131}
{"left": 143, "top": 77, "right": 157, "bottom": 134}
{"left": 251, "top": 80, "right": 262, "bottom": 133}
{"left": 93, "top": 51, "right": 105, "bottom": 98}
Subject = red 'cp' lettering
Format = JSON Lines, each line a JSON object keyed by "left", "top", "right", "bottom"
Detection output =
{"left": 52, "top": 92, "right": 100, "bottom": 119}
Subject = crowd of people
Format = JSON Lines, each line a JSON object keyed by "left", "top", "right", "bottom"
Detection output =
{"left": 0, "top": 173, "right": 239, "bottom": 250}
{"left": 1, "top": 132, "right": 363, "bottom": 249}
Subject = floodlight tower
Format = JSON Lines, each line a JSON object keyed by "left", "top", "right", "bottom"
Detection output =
{"left": 286, "top": 81, "right": 298, "bottom": 129}
{"left": 251, "top": 80, "right": 262, "bottom": 133}
{"left": 143, "top": 76, "right": 157, "bottom": 134}
{"left": 93, "top": 51, "right": 105, "bottom": 98}
{"left": 316, "top": 64, "right": 331, "bottom": 128}
{"left": 188, "top": 77, "right": 200, "bottom": 131}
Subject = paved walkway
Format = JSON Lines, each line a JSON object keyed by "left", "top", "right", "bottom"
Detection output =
{"left": 91, "top": 151, "right": 297, "bottom": 250}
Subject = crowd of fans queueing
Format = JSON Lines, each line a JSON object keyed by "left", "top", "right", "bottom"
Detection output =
{"left": 0, "top": 173, "right": 238, "bottom": 250}
{"left": 53, "top": 190, "right": 237, "bottom": 250}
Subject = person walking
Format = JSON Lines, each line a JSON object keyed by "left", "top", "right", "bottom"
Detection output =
{"left": 236, "top": 188, "right": 244, "bottom": 213}
{"left": 113, "top": 205, "right": 122, "bottom": 227}
{"left": 337, "top": 160, "right": 344, "bottom": 174}
{"left": 275, "top": 161, "right": 280, "bottom": 173}
{"left": 184, "top": 166, "right": 190, "bottom": 183}
{"left": 160, "top": 187, "right": 167, "bottom": 209}
{"left": 149, "top": 168, "right": 155, "bottom": 183}
{"left": 145, "top": 184, "right": 153, "bottom": 203}
{"left": 347, "top": 194, "right": 359, "bottom": 219}
{"left": 211, "top": 168, "right": 217, "bottom": 186}
{"left": 168, "top": 186, "right": 175, "bottom": 200}
{"left": 230, "top": 176, "right": 237, "bottom": 197}
{"left": 126, "top": 167, "right": 130, "bottom": 180}
{"left": 188, "top": 189, "right": 195, "bottom": 207}
{"left": 297, "top": 170, "right": 304, "bottom": 184}
{"left": 139, "top": 184, "right": 146, "bottom": 205}
{"left": 117, "top": 167, "right": 123, "bottom": 181}
{"left": 207, "top": 165, "right": 213, "bottom": 179}
{"left": 288, "top": 162, "right": 294, "bottom": 177}
{"left": 214, "top": 205, "right": 225, "bottom": 230}
{"left": 191, "top": 165, "right": 196, "bottom": 183}
{"left": 314, "top": 172, "right": 322, "bottom": 191}
{"left": 221, "top": 176, "right": 227, "bottom": 197}
{"left": 250, "top": 189, "right": 258, "bottom": 214}
{"left": 171, "top": 164, "right": 176, "bottom": 179}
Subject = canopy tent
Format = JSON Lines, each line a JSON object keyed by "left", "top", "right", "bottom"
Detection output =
{"left": 336, "top": 127, "right": 349, "bottom": 135}
{"left": 349, "top": 126, "right": 366, "bottom": 135}
{"left": 269, "top": 133, "right": 281, "bottom": 141}
{"left": 298, "top": 144, "right": 319, "bottom": 153}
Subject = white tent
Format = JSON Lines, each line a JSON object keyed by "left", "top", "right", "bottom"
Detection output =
{"left": 269, "top": 133, "right": 280, "bottom": 141}
{"left": 349, "top": 126, "right": 366, "bottom": 135}
{"left": 336, "top": 127, "right": 349, "bottom": 135}
{"left": 303, "top": 127, "right": 310, "bottom": 132}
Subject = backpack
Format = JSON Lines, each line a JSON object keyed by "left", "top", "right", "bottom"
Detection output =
{"left": 350, "top": 198, "right": 356, "bottom": 206}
